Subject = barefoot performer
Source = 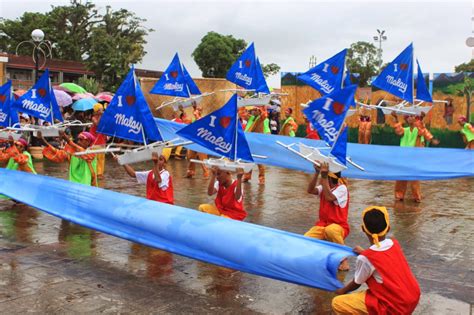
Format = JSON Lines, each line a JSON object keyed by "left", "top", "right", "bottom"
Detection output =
{"left": 306, "top": 161, "right": 350, "bottom": 270}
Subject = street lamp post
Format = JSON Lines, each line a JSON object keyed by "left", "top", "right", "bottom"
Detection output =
{"left": 373, "top": 29, "right": 387, "bottom": 70}
{"left": 16, "top": 29, "right": 53, "bottom": 84}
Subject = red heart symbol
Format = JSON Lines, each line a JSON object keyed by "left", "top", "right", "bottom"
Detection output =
{"left": 400, "top": 63, "right": 408, "bottom": 71}
{"left": 38, "top": 88, "right": 47, "bottom": 97}
{"left": 170, "top": 71, "right": 178, "bottom": 78}
{"left": 245, "top": 60, "right": 251, "bottom": 68}
{"left": 0, "top": 94, "right": 6, "bottom": 103}
{"left": 332, "top": 102, "right": 345, "bottom": 115}
{"left": 331, "top": 66, "right": 339, "bottom": 74}
{"left": 126, "top": 95, "right": 136, "bottom": 106}
{"left": 219, "top": 116, "right": 231, "bottom": 128}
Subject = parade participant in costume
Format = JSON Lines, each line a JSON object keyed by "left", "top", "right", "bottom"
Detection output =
{"left": 89, "top": 103, "right": 107, "bottom": 178}
{"left": 332, "top": 206, "right": 420, "bottom": 315}
{"left": 305, "top": 117, "right": 320, "bottom": 140}
{"left": 198, "top": 166, "right": 246, "bottom": 221}
{"left": 458, "top": 115, "right": 474, "bottom": 149}
{"left": 391, "top": 112, "right": 437, "bottom": 202}
{"left": 280, "top": 107, "right": 298, "bottom": 137}
{"left": 238, "top": 107, "right": 249, "bottom": 130}
{"left": 0, "top": 136, "right": 36, "bottom": 174}
{"left": 358, "top": 107, "right": 372, "bottom": 144}
{"left": 185, "top": 105, "right": 209, "bottom": 178}
{"left": 306, "top": 161, "right": 350, "bottom": 270}
{"left": 117, "top": 152, "right": 174, "bottom": 204}
{"left": 39, "top": 131, "right": 98, "bottom": 186}
{"left": 244, "top": 107, "right": 269, "bottom": 184}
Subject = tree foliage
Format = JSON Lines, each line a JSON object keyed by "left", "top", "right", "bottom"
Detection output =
{"left": 346, "top": 41, "right": 379, "bottom": 87}
{"left": 261, "top": 63, "right": 281, "bottom": 78}
{"left": 454, "top": 59, "right": 474, "bottom": 73}
{"left": 0, "top": 0, "right": 152, "bottom": 90}
{"left": 192, "top": 32, "right": 247, "bottom": 78}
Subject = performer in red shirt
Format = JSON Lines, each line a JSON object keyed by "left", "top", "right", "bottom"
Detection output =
{"left": 306, "top": 162, "right": 350, "bottom": 270}
{"left": 332, "top": 206, "right": 420, "bottom": 314}
{"left": 117, "top": 152, "right": 174, "bottom": 204}
{"left": 198, "top": 166, "right": 246, "bottom": 221}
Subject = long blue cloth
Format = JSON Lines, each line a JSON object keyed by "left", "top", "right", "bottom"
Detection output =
{"left": 157, "top": 118, "right": 474, "bottom": 180}
{"left": 0, "top": 169, "right": 353, "bottom": 291}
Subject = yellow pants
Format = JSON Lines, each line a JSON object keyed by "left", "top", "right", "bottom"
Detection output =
{"left": 91, "top": 145, "right": 105, "bottom": 177}
{"left": 332, "top": 291, "right": 368, "bottom": 315}
{"left": 198, "top": 204, "right": 230, "bottom": 219}
{"left": 174, "top": 146, "right": 183, "bottom": 157}
{"left": 304, "top": 224, "right": 345, "bottom": 245}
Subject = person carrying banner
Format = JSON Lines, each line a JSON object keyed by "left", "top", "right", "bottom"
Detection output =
{"left": 280, "top": 107, "right": 298, "bottom": 137}
{"left": 116, "top": 152, "right": 174, "bottom": 204}
{"left": 391, "top": 112, "right": 437, "bottom": 202}
{"left": 39, "top": 130, "right": 98, "bottom": 186}
{"left": 0, "top": 136, "right": 36, "bottom": 174}
{"left": 458, "top": 115, "right": 474, "bottom": 149}
{"left": 306, "top": 161, "right": 350, "bottom": 270}
{"left": 332, "top": 206, "right": 420, "bottom": 314}
{"left": 244, "top": 107, "right": 269, "bottom": 184}
{"left": 198, "top": 166, "right": 246, "bottom": 221}
{"left": 89, "top": 103, "right": 107, "bottom": 178}
{"left": 305, "top": 117, "right": 320, "bottom": 140}
{"left": 186, "top": 105, "right": 209, "bottom": 178}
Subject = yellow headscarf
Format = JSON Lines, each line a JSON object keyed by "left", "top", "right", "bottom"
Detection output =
{"left": 93, "top": 103, "right": 104, "bottom": 113}
{"left": 361, "top": 206, "right": 390, "bottom": 248}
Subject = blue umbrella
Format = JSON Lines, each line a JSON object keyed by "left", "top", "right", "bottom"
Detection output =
{"left": 72, "top": 98, "right": 96, "bottom": 111}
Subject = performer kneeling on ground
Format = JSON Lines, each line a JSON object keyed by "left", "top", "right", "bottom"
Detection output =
{"left": 332, "top": 206, "right": 420, "bottom": 315}
{"left": 198, "top": 166, "right": 246, "bottom": 221}
{"left": 306, "top": 161, "right": 350, "bottom": 271}
{"left": 39, "top": 131, "right": 98, "bottom": 186}
{"left": 116, "top": 152, "right": 174, "bottom": 205}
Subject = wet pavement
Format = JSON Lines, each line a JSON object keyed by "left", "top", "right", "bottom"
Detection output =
{"left": 0, "top": 157, "right": 473, "bottom": 314}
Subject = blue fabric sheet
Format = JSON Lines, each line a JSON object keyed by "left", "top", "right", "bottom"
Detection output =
{"left": 156, "top": 118, "right": 474, "bottom": 180}
{"left": 0, "top": 169, "right": 353, "bottom": 291}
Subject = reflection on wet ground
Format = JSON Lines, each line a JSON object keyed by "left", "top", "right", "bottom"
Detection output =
{"left": 1, "top": 157, "right": 473, "bottom": 313}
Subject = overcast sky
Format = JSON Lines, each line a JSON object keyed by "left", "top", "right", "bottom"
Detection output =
{"left": 1, "top": 0, "right": 472, "bottom": 87}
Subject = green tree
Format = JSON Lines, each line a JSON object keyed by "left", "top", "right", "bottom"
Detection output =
{"left": 77, "top": 76, "right": 99, "bottom": 94}
{"left": 454, "top": 59, "right": 474, "bottom": 72}
{"left": 87, "top": 6, "right": 152, "bottom": 90}
{"left": 261, "top": 63, "right": 281, "bottom": 78}
{"left": 192, "top": 31, "right": 247, "bottom": 78}
{"left": 0, "top": 1, "right": 151, "bottom": 91}
{"left": 346, "top": 41, "right": 379, "bottom": 87}
{"left": 0, "top": 12, "right": 50, "bottom": 55}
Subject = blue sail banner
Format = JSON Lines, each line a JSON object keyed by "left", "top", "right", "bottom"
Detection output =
{"left": 150, "top": 53, "right": 189, "bottom": 98}
{"left": 226, "top": 43, "right": 269, "bottom": 93}
{"left": 371, "top": 43, "right": 414, "bottom": 103}
{"left": 330, "top": 126, "right": 348, "bottom": 165}
{"left": 297, "top": 49, "right": 347, "bottom": 95}
{"left": 176, "top": 94, "right": 253, "bottom": 162}
{"left": 157, "top": 118, "right": 474, "bottom": 181}
{"left": 0, "top": 169, "right": 353, "bottom": 291}
{"left": 0, "top": 81, "right": 19, "bottom": 128}
{"left": 255, "top": 57, "right": 271, "bottom": 94}
{"left": 98, "top": 67, "right": 162, "bottom": 143}
{"left": 415, "top": 60, "right": 433, "bottom": 103}
{"left": 13, "top": 69, "right": 63, "bottom": 123}
{"left": 183, "top": 65, "right": 201, "bottom": 95}
{"left": 303, "top": 85, "right": 357, "bottom": 147}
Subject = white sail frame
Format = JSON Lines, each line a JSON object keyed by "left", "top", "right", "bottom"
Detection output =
{"left": 155, "top": 92, "right": 214, "bottom": 111}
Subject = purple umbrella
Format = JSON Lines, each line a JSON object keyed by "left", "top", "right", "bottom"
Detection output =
{"left": 53, "top": 89, "right": 73, "bottom": 107}
{"left": 72, "top": 92, "right": 96, "bottom": 101}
